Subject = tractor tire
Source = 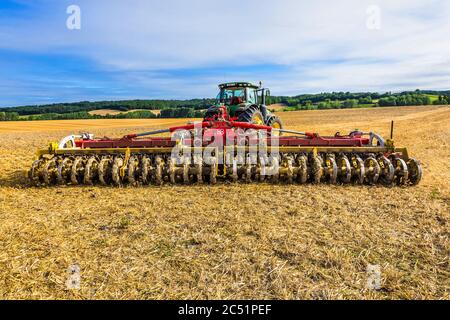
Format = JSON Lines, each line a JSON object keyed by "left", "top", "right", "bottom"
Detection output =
{"left": 238, "top": 105, "right": 265, "bottom": 126}
{"left": 266, "top": 115, "right": 283, "bottom": 136}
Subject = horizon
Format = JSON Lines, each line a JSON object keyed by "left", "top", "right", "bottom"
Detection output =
{"left": 0, "top": 87, "right": 448, "bottom": 109}
{"left": 1, "top": 0, "right": 450, "bottom": 107}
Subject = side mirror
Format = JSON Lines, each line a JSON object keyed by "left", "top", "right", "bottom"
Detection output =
{"left": 265, "top": 89, "right": 271, "bottom": 105}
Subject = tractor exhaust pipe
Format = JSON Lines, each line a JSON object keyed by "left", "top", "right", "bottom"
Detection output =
{"left": 390, "top": 121, "right": 394, "bottom": 139}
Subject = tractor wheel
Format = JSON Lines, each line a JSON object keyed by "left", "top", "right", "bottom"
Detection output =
{"left": 266, "top": 115, "right": 283, "bottom": 136}
{"left": 238, "top": 106, "right": 265, "bottom": 126}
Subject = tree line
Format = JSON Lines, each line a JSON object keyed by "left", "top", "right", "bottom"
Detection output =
{"left": 0, "top": 99, "right": 214, "bottom": 116}
{"left": 0, "top": 90, "right": 448, "bottom": 121}
{"left": 270, "top": 91, "right": 449, "bottom": 111}
{"left": 0, "top": 109, "right": 206, "bottom": 121}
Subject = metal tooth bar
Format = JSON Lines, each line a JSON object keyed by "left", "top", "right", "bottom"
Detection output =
{"left": 29, "top": 151, "right": 422, "bottom": 186}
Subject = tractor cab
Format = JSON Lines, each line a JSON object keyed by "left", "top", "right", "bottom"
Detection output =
{"left": 216, "top": 82, "right": 259, "bottom": 106}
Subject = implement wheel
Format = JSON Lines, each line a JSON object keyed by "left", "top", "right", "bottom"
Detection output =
{"left": 266, "top": 115, "right": 283, "bottom": 136}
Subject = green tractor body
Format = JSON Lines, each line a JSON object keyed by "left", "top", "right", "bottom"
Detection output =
{"left": 204, "top": 82, "right": 283, "bottom": 131}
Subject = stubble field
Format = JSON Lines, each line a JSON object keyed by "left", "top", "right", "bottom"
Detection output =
{"left": 0, "top": 105, "right": 448, "bottom": 299}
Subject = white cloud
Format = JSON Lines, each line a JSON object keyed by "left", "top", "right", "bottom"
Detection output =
{"left": 0, "top": 0, "right": 449, "bottom": 98}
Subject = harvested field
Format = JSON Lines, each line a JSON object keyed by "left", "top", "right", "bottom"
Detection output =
{"left": 0, "top": 105, "right": 448, "bottom": 299}
{"left": 88, "top": 109, "right": 124, "bottom": 116}
{"left": 0, "top": 118, "right": 189, "bottom": 133}
{"left": 269, "top": 103, "right": 287, "bottom": 112}
{"left": 88, "top": 109, "right": 161, "bottom": 116}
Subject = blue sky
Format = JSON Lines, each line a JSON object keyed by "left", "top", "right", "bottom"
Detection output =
{"left": 0, "top": 0, "right": 449, "bottom": 107}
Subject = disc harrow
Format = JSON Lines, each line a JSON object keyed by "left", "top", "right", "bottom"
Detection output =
{"left": 28, "top": 111, "right": 423, "bottom": 187}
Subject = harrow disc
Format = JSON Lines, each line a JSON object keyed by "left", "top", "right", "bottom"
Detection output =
{"left": 297, "top": 155, "right": 308, "bottom": 184}
{"left": 391, "top": 156, "right": 409, "bottom": 185}
{"left": 99, "top": 157, "right": 113, "bottom": 185}
{"left": 337, "top": 155, "right": 352, "bottom": 184}
{"left": 284, "top": 156, "right": 294, "bottom": 183}
{"left": 364, "top": 156, "right": 380, "bottom": 185}
{"left": 324, "top": 155, "right": 338, "bottom": 184}
{"left": 209, "top": 157, "right": 217, "bottom": 184}
{"left": 112, "top": 157, "right": 124, "bottom": 186}
{"left": 378, "top": 155, "right": 395, "bottom": 185}
{"left": 84, "top": 156, "right": 99, "bottom": 185}
{"left": 257, "top": 156, "right": 266, "bottom": 182}
{"left": 154, "top": 156, "right": 164, "bottom": 185}
{"left": 407, "top": 158, "right": 423, "bottom": 186}
{"left": 193, "top": 155, "right": 203, "bottom": 183}
{"left": 71, "top": 157, "right": 85, "bottom": 185}
{"left": 43, "top": 158, "right": 58, "bottom": 185}
{"left": 270, "top": 156, "right": 280, "bottom": 183}
{"left": 351, "top": 155, "right": 365, "bottom": 184}
{"left": 311, "top": 155, "right": 323, "bottom": 184}
{"left": 169, "top": 158, "right": 177, "bottom": 184}
{"left": 127, "top": 156, "right": 138, "bottom": 185}
{"left": 183, "top": 157, "right": 190, "bottom": 184}
{"left": 141, "top": 156, "right": 152, "bottom": 184}
{"left": 30, "top": 159, "right": 43, "bottom": 184}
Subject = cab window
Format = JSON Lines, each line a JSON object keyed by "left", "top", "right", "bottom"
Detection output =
{"left": 246, "top": 88, "right": 257, "bottom": 104}
{"left": 218, "top": 88, "right": 245, "bottom": 105}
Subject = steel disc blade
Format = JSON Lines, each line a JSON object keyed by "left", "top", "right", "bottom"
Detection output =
{"left": 70, "top": 157, "right": 84, "bottom": 185}
{"left": 43, "top": 158, "right": 58, "bottom": 185}
{"left": 111, "top": 157, "right": 124, "bottom": 186}
{"left": 30, "top": 159, "right": 43, "bottom": 184}
{"left": 258, "top": 156, "right": 266, "bottom": 182}
{"left": 407, "top": 158, "right": 423, "bottom": 185}
{"left": 141, "top": 156, "right": 151, "bottom": 184}
{"left": 352, "top": 155, "right": 365, "bottom": 184}
{"left": 154, "top": 156, "right": 164, "bottom": 185}
{"left": 364, "top": 156, "right": 380, "bottom": 185}
{"left": 210, "top": 158, "right": 217, "bottom": 184}
{"left": 325, "top": 156, "right": 338, "bottom": 184}
{"left": 378, "top": 156, "right": 394, "bottom": 185}
{"left": 183, "top": 156, "right": 190, "bottom": 184}
{"left": 271, "top": 156, "right": 279, "bottom": 183}
{"left": 286, "top": 156, "right": 294, "bottom": 184}
{"left": 168, "top": 158, "right": 176, "bottom": 184}
{"left": 392, "top": 156, "right": 409, "bottom": 185}
{"left": 338, "top": 155, "right": 352, "bottom": 183}
{"left": 311, "top": 155, "right": 322, "bottom": 184}
{"left": 194, "top": 155, "right": 203, "bottom": 183}
{"left": 84, "top": 156, "right": 99, "bottom": 185}
{"left": 99, "top": 157, "right": 112, "bottom": 185}
{"left": 127, "top": 156, "right": 137, "bottom": 185}
{"left": 297, "top": 155, "right": 308, "bottom": 184}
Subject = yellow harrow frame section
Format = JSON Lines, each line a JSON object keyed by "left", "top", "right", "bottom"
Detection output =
{"left": 35, "top": 146, "right": 409, "bottom": 160}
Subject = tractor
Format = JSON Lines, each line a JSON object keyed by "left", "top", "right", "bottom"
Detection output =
{"left": 204, "top": 82, "right": 283, "bottom": 133}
